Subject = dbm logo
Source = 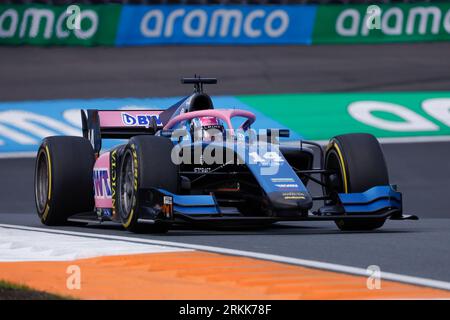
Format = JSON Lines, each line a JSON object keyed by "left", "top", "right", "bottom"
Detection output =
{"left": 121, "top": 113, "right": 163, "bottom": 127}
{"left": 94, "top": 169, "right": 111, "bottom": 199}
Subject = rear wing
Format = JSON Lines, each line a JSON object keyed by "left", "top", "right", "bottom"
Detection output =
{"left": 81, "top": 96, "right": 188, "bottom": 153}
{"left": 82, "top": 109, "right": 165, "bottom": 137}
{"left": 81, "top": 109, "right": 165, "bottom": 154}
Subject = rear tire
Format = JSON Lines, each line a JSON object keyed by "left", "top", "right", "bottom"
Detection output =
{"left": 34, "top": 136, "right": 95, "bottom": 226}
{"left": 116, "top": 136, "right": 178, "bottom": 233}
{"left": 324, "top": 133, "right": 389, "bottom": 231}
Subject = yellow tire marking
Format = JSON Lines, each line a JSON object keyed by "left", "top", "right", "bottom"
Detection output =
{"left": 45, "top": 146, "right": 52, "bottom": 200}
{"left": 42, "top": 206, "right": 49, "bottom": 221}
{"left": 123, "top": 209, "right": 134, "bottom": 229}
{"left": 332, "top": 141, "right": 348, "bottom": 193}
{"left": 42, "top": 146, "right": 52, "bottom": 221}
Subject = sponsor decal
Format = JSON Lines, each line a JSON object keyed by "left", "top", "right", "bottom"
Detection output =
{"left": 131, "top": 144, "right": 138, "bottom": 193}
{"left": 97, "top": 207, "right": 112, "bottom": 218}
{"left": 162, "top": 196, "right": 173, "bottom": 219}
{"left": 198, "top": 116, "right": 220, "bottom": 126}
{"left": 282, "top": 192, "right": 306, "bottom": 200}
{"left": 116, "top": 5, "right": 316, "bottom": 45}
{"left": 102, "top": 208, "right": 112, "bottom": 218}
{"left": 194, "top": 167, "right": 211, "bottom": 173}
{"left": 123, "top": 144, "right": 138, "bottom": 227}
{"left": 93, "top": 168, "right": 112, "bottom": 199}
{"left": 249, "top": 151, "right": 284, "bottom": 164}
{"left": 121, "top": 112, "right": 163, "bottom": 127}
{"left": 110, "top": 149, "right": 117, "bottom": 216}
{"left": 275, "top": 183, "right": 299, "bottom": 189}
{"left": 271, "top": 177, "right": 295, "bottom": 183}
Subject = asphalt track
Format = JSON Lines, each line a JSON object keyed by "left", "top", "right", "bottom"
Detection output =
{"left": 1, "top": 43, "right": 450, "bottom": 101}
{"left": 0, "top": 43, "right": 449, "bottom": 285}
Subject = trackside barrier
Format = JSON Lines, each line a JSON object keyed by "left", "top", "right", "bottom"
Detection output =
{"left": 1, "top": 93, "right": 450, "bottom": 156}
{"left": 0, "top": 3, "right": 449, "bottom": 46}
{"left": 0, "top": 4, "right": 316, "bottom": 46}
{"left": 0, "top": 4, "right": 120, "bottom": 46}
{"left": 313, "top": 2, "right": 450, "bottom": 44}
{"left": 0, "top": 96, "right": 293, "bottom": 155}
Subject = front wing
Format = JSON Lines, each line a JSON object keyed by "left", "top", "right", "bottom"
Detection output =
{"left": 135, "top": 186, "right": 417, "bottom": 225}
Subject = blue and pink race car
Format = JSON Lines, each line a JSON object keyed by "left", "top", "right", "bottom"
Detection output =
{"left": 34, "top": 77, "right": 416, "bottom": 233}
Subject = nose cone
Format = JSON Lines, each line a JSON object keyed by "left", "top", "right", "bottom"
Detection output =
{"left": 267, "top": 191, "right": 313, "bottom": 216}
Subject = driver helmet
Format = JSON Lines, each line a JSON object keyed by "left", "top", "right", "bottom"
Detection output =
{"left": 190, "top": 116, "right": 225, "bottom": 141}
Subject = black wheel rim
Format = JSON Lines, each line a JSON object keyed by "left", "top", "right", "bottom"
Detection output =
{"left": 35, "top": 150, "right": 49, "bottom": 213}
{"left": 119, "top": 150, "right": 135, "bottom": 220}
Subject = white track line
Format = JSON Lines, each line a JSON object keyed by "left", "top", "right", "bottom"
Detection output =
{"left": 376, "top": 136, "right": 450, "bottom": 144}
{"left": 290, "top": 136, "right": 450, "bottom": 147}
{"left": 0, "top": 151, "right": 36, "bottom": 159}
{"left": 0, "top": 226, "right": 190, "bottom": 262}
{"left": 0, "top": 223, "right": 449, "bottom": 292}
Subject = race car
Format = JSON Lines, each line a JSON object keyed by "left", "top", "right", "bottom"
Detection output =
{"left": 34, "top": 77, "right": 417, "bottom": 233}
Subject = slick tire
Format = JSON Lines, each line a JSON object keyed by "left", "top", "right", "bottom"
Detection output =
{"left": 116, "top": 136, "right": 178, "bottom": 233}
{"left": 324, "top": 133, "right": 389, "bottom": 231}
{"left": 34, "top": 136, "right": 95, "bottom": 226}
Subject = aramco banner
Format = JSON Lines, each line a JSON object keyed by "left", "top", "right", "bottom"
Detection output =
{"left": 115, "top": 5, "right": 317, "bottom": 45}
{"left": 0, "top": 4, "right": 120, "bottom": 46}
{"left": 312, "top": 3, "right": 450, "bottom": 44}
{"left": 0, "top": 3, "right": 449, "bottom": 46}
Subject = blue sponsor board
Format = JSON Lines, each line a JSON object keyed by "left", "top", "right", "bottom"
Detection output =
{"left": 0, "top": 96, "right": 300, "bottom": 156}
{"left": 0, "top": 97, "right": 180, "bottom": 155}
{"left": 116, "top": 5, "right": 317, "bottom": 45}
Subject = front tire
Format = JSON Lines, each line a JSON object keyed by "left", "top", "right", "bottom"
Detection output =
{"left": 116, "top": 136, "right": 178, "bottom": 233}
{"left": 34, "top": 136, "right": 95, "bottom": 226}
{"left": 324, "top": 133, "right": 389, "bottom": 231}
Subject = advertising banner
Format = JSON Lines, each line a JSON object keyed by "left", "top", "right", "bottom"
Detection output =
{"left": 238, "top": 92, "right": 450, "bottom": 141}
{"left": 0, "top": 4, "right": 121, "bottom": 46}
{"left": 313, "top": 3, "right": 450, "bottom": 44}
{"left": 2, "top": 3, "right": 449, "bottom": 46}
{"left": 0, "top": 96, "right": 292, "bottom": 156}
{"left": 1, "top": 92, "right": 450, "bottom": 156}
{"left": 115, "top": 5, "right": 317, "bottom": 45}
